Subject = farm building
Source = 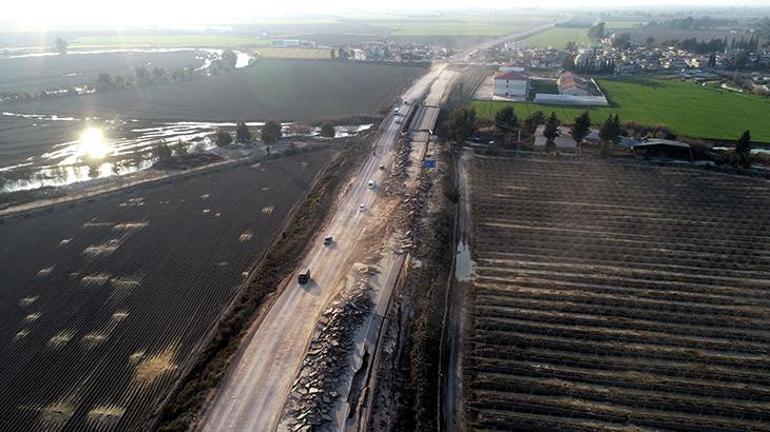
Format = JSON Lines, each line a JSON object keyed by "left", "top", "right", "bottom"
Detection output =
{"left": 631, "top": 138, "right": 693, "bottom": 161}
{"left": 557, "top": 71, "right": 590, "bottom": 96}
{"left": 494, "top": 70, "right": 529, "bottom": 98}
{"left": 498, "top": 64, "right": 526, "bottom": 73}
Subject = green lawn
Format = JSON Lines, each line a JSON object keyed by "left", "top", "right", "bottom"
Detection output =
{"left": 520, "top": 27, "right": 594, "bottom": 49}
{"left": 604, "top": 20, "right": 648, "bottom": 29}
{"left": 254, "top": 47, "right": 332, "bottom": 59}
{"left": 73, "top": 35, "right": 271, "bottom": 48}
{"left": 474, "top": 78, "right": 770, "bottom": 142}
{"left": 362, "top": 16, "right": 555, "bottom": 37}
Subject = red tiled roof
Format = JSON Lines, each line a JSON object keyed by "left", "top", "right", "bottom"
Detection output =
{"left": 494, "top": 71, "right": 529, "bottom": 81}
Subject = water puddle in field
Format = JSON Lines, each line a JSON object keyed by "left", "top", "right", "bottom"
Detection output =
{"left": 455, "top": 240, "right": 475, "bottom": 282}
{"left": 132, "top": 344, "right": 178, "bottom": 386}
{"left": 38, "top": 399, "right": 76, "bottom": 429}
{"left": 239, "top": 229, "right": 253, "bottom": 241}
{"left": 19, "top": 296, "right": 38, "bottom": 307}
{"left": 37, "top": 266, "right": 55, "bottom": 277}
{"left": 86, "top": 405, "right": 125, "bottom": 429}
{"left": 0, "top": 115, "right": 372, "bottom": 193}
{"left": 48, "top": 329, "right": 77, "bottom": 349}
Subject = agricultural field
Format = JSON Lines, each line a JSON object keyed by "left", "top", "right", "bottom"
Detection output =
{"left": 362, "top": 15, "right": 556, "bottom": 36}
{"left": 464, "top": 156, "right": 770, "bottom": 431}
{"left": 357, "top": 14, "right": 557, "bottom": 48}
{"left": 72, "top": 34, "right": 270, "bottom": 48}
{"left": 519, "top": 27, "right": 594, "bottom": 49}
{"left": 603, "top": 20, "right": 648, "bottom": 29}
{"left": 2, "top": 59, "right": 426, "bottom": 122}
{"left": 0, "top": 50, "right": 205, "bottom": 93}
{"left": 473, "top": 78, "right": 770, "bottom": 142}
{"left": 253, "top": 47, "right": 332, "bottom": 59}
{"left": 0, "top": 149, "right": 333, "bottom": 431}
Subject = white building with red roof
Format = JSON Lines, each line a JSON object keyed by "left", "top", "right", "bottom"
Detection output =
{"left": 494, "top": 70, "right": 529, "bottom": 98}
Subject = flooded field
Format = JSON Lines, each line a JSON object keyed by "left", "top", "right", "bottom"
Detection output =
{"left": 0, "top": 48, "right": 255, "bottom": 94}
{"left": 0, "top": 111, "right": 370, "bottom": 192}
{"left": 0, "top": 149, "right": 334, "bottom": 431}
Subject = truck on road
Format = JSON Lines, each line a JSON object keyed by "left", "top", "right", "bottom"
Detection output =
{"left": 298, "top": 269, "right": 310, "bottom": 285}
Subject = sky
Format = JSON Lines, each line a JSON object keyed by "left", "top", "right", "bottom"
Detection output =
{"left": 3, "top": 0, "right": 769, "bottom": 30}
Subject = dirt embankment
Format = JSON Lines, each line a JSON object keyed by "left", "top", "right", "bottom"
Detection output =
{"left": 366, "top": 145, "right": 458, "bottom": 431}
{"left": 152, "top": 131, "right": 374, "bottom": 432}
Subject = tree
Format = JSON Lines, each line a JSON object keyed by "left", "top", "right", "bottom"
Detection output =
{"left": 570, "top": 111, "right": 592, "bottom": 145}
{"left": 262, "top": 120, "right": 283, "bottom": 143}
{"left": 96, "top": 73, "right": 113, "bottom": 90}
{"left": 152, "top": 141, "right": 173, "bottom": 160}
{"left": 543, "top": 112, "right": 560, "bottom": 152}
{"left": 152, "top": 67, "right": 166, "bottom": 83}
{"left": 320, "top": 122, "right": 335, "bottom": 138}
{"left": 588, "top": 22, "right": 606, "bottom": 40}
{"left": 214, "top": 128, "right": 233, "bottom": 147}
{"left": 523, "top": 110, "right": 545, "bottom": 135}
{"left": 599, "top": 114, "right": 622, "bottom": 157}
{"left": 494, "top": 106, "right": 518, "bottom": 133}
{"left": 735, "top": 130, "right": 752, "bottom": 169}
{"left": 235, "top": 121, "right": 253, "bottom": 143}
{"left": 135, "top": 66, "right": 151, "bottom": 85}
{"left": 55, "top": 37, "right": 68, "bottom": 55}
{"left": 446, "top": 106, "right": 476, "bottom": 144}
{"left": 613, "top": 33, "right": 633, "bottom": 50}
{"left": 646, "top": 36, "right": 656, "bottom": 48}
{"left": 221, "top": 50, "right": 238, "bottom": 69}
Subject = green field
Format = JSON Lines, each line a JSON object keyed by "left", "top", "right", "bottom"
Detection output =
{"left": 362, "top": 15, "right": 555, "bottom": 37}
{"left": 255, "top": 47, "right": 332, "bottom": 59}
{"left": 520, "top": 27, "right": 594, "bottom": 49}
{"left": 73, "top": 35, "right": 271, "bottom": 48}
{"left": 604, "top": 20, "right": 648, "bottom": 29}
{"left": 474, "top": 78, "right": 770, "bottom": 142}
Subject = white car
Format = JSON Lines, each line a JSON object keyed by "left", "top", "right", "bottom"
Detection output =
{"left": 368, "top": 180, "right": 375, "bottom": 188}
{"left": 359, "top": 203, "right": 366, "bottom": 212}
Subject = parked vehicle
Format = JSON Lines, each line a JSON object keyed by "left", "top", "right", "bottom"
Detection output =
{"left": 298, "top": 269, "right": 310, "bottom": 284}
{"left": 368, "top": 180, "right": 375, "bottom": 188}
{"left": 323, "top": 236, "right": 333, "bottom": 246}
{"left": 359, "top": 203, "right": 366, "bottom": 212}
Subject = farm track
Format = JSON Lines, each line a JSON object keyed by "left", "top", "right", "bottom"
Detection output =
{"left": 464, "top": 157, "right": 770, "bottom": 431}
{"left": 0, "top": 150, "right": 333, "bottom": 431}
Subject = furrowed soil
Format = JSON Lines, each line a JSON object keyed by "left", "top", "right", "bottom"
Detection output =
{"left": 465, "top": 156, "right": 770, "bottom": 431}
{"left": 154, "top": 132, "right": 372, "bottom": 431}
{"left": 0, "top": 149, "right": 333, "bottom": 431}
{"left": 3, "top": 59, "right": 427, "bottom": 122}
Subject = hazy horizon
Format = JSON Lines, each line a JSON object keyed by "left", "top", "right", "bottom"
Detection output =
{"left": 2, "top": 1, "right": 769, "bottom": 31}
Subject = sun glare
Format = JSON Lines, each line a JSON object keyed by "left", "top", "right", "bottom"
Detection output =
{"left": 79, "top": 127, "right": 111, "bottom": 160}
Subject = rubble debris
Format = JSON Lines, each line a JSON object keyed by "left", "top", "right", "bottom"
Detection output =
{"left": 281, "top": 272, "right": 374, "bottom": 431}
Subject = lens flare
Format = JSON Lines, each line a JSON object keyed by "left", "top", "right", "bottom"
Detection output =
{"left": 79, "top": 127, "right": 111, "bottom": 160}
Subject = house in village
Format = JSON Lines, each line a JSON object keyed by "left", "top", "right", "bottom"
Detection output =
{"left": 493, "top": 70, "right": 529, "bottom": 98}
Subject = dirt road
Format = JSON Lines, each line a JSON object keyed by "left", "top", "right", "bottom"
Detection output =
{"left": 199, "top": 65, "right": 447, "bottom": 432}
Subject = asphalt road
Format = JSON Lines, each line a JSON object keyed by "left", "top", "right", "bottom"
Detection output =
{"left": 199, "top": 65, "right": 447, "bottom": 432}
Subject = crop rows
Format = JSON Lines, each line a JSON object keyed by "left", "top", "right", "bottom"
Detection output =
{"left": 0, "top": 151, "right": 332, "bottom": 431}
{"left": 465, "top": 157, "right": 770, "bottom": 431}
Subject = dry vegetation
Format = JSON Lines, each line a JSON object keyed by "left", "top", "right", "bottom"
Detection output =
{"left": 465, "top": 156, "right": 770, "bottom": 431}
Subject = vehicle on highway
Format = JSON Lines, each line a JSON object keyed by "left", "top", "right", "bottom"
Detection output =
{"left": 394, "top": 107, "right": 400, "bottom": 114}
{"left": 323, "top": 236, "right": 333, "bottom": 246}
{"left": 298, "top": 269, "right": 311, "bottom": 285}
{"left": 359, "top": 203, "right": 366, "bottom": 212}
{"left": 368, "top": 180, "right": 375, "bottom": 188}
